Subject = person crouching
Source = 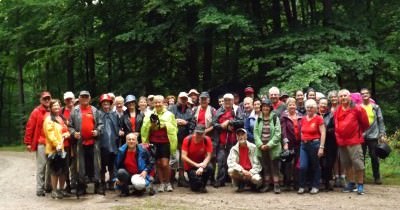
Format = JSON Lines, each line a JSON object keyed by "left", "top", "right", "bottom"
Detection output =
{"left": 181, "top": 125, "right": 213, "bottom": 193}
{"left": 114, "top": 133, "right": 155, "bottom": 196}
{"left": 227, "top": 128, "right": 262, "bottom": 192}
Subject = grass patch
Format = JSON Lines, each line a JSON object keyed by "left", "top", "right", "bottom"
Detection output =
{"left": 0, "top": 144, "right": 26, "bottom": 152}
{"left": 111, "top": 199, "right": 190, "bottom": 210}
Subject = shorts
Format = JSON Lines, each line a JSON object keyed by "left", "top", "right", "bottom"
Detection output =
{"left": 153, "top": 142, "right": 170, "bottom": 159}
{"left": 338, "top": 144, "right": 365, "bottom": 171}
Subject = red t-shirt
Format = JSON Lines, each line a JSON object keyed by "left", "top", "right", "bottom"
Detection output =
{"left": 197, "top": 107, "right": 206, "bottom": 125}
{"left": 62, "top": 107, "right": 72, "bottom": 147}
{"left": 239, "top": 146, "right": 252, "bottom": 171}
{"left": 182, "top": 135, "right": 213, "bottom": 171}
{"left": 273, "top": 101, "right": 283, "bottom": 110}
{"left": 290, "top": 116, "right": 301, "bottom": 141}
{"left": 130, "top": 116, "right": 136, "bottom": 132}
{"left": 301, "top": 115, "right": 324, "bottom": 141}
{"left": 218, "top": 109, "right": 235, "bottom": 145}
{"left": 124, "top": 150, "right": 138, "bottom": 174}
{"left": 149, "top": 127, "right": 169, "bottom": 143}
{"left": 80, "top": 106, "right": 95, "bottom": 146}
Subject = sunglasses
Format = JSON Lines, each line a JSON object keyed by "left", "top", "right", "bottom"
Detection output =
{"left": 41, "top": 97, "right": 51, "bottom": 101}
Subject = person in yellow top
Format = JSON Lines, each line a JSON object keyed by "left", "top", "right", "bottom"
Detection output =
{"left": 43, "top": 99, "right": 70, "bottom": 199}
{"left": 141, "top": 95, "right": 178, "bottom": 192}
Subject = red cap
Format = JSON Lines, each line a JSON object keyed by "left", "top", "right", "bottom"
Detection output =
{"left": 40, "top": 91, "right": 51, "bottom": 99}
{"left": 244, "top": 87, "right": 254, "bottom": 94}
{"left": 99, "top": 94, "right": 113, "bottom": 104}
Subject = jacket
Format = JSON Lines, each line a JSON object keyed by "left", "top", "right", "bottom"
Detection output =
{"left": 320, "top": 111, "right": 336, "bottom": 147}
{"left": 254, "top": 111, "right": 282, "bottom": 159}
{"left": 192, "top": 105, "right": 216, "bottom": 129}
{"left": 120, "top": 110, "right": 144, "bottom": 139}
{"left": 24, "top": 105, "right": 49, "bottom": 151}
{"left": 363, "top": 104, "right": 386, "bottom": 140}
{"left": 68, "top": 105, "right": 104, "bottom": 182}
{"left": 212, "top": 106, "right": 244, "bottom": 148}
{"left": 334, "top": 105, "right": 369, "bottom": 146}
{"left": 114, "top": 143, "right": 155, "bottom": 184}
{"left": 244, "top": 110, "right": 258, "bottom": 143}
{"left": 141, "top": 107, "right": 178, "bottom": 155}
{"left": 43, "top": 116, "right": 69, "bottom": 155}
{"left": 168, "top": 103, "right": 194, "bottom": 142}
{"left": 280, "top": 110, "right": 303, "bottom": 149}
{"left": 99, "top": 110, "right": 120, "bottom": 154}
{"left": 227, "top": 141, "right": 262, "bottom": 176}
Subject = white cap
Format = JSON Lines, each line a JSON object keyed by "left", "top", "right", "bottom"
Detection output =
{"left": 223, "top": 93, "right": 234, "bottom": 100}
{"left": 188, "top": 89, "right": 200, "bottom": 95}
{"left": 178, "top": 92, "right": 188, "bottom": 98}
{"left": 63, "top": 91, "right": 75, "bottom": 100}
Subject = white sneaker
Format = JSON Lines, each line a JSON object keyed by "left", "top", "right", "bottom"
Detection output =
{"left": 297, "top": 187, "right": 305, "bottom": 194}
{"left": 157, "top": 184, "right": 165, "bottom": 192}
{"left": 165, "top": 183, "right": 173, "bottom": 192}
{"left": 310, "top": 187, "right": 319, "bottom": 194}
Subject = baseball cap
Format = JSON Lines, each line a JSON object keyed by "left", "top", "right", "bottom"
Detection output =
{"left": 147, "top": 94, "right": 154, "bottom": 99}
{"left": 63, "top": 91, "right": 75, "bottom": 100}
{"left": 178, "top": 92, "right": 188, "bottom": 98}
{"left": 125, "top": 95, "right": 137, "bottom": 105}
{"left": 236, "top": 128, "right": 247, "bottom": 134}
{"left": 188, "top": 89, "right": 200, "bottom": 96}
{"left": 79, "top": 90, "right": 90, "bottom": 97}
{"left": 194, "top": 124, "right": 206, "bottom": 133}
{"left": 199, "top": 91, "right": 210, "bottom": 98}
{"left": 40, "top": 91, "right": 51, "bottom": 99}
{"left": 223, "top": 93, "right": 234, "bottom": 100}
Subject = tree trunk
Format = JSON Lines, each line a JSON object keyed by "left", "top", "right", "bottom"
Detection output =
{"left": 283, "top": 0, "right": 294, "bottom": 28}
{"left": 87, "top": 47, "right": 96, "bottom": 95}
{"left": 186, "top": 40, "right": 199, "bottom": 88}
{"left": 224, "top": 32, "right": 231, "bottom": 80}
{"left": 323, "top": 0, "right": 333, "bottom": 26}
{"left": 272, "top": 0, "right": 282, "bottom": 33}
{"left": 250, "top": 0, "right": 264, "bottom": 35}
{"left": 300, "top": 0, "right": 307, "bottom": 25}
{"left": 290, "top": 0, "right": 298, "bottom": 25}
{"left": 0, "top": 70, "right": 5, "bottom": 125}
{"left": 66, "top": 39, "right": 74, "bottom": 91}
{"left": 308, "top": 0, "right": 316, "bottom": 25}
{"left": 17, "top": 62, "right": 25, "bottom": 115}
{"left": 371, "top": 66, "right": 376, "bottom": 99}
{"left": 107, "top": 43, "right": 113, "bottom": 91}
{"left": 118, "top": 50, "right": 125, "bottom": 82}
{"left": 231, "top": 41, "right": 240, "bottom": 82}
{"left": 202, "top": 28, "right": 213, "bottom": 90}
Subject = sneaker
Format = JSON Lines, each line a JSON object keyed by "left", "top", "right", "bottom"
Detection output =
{"left": 310, "top": 187, "right": 319, "bottom": 194}
{"left": 148, "top": 186, "right": 155, "bottom": 196}
{"left": 236, "top": 183, "right": 245, "bottom": 193}
{"left": 95, "top": 182, "right": 105, "bottom": 195}
{"left": 165, "top": 183, "right": 173, "bottom": 192}
{"left": 60, "top": 190, "right": 71, "bottom": 198}
{"left": 36, "top": 190, "right": 45, "bottom": 197}
{"left": 297, "top": 187, "right": 305, "bottom": 194}
{"left": 342, "top": 183, "right": 357, "bottom": 193}
{"left": 51, "top": 190, "right": 58, "bottom": 199}
{"left": 374, "top": 178, "right": 382, "bottom": 185}
{"left": 258, "top": 184, "right": 271, "bottom": 193}
{"left": 200, "top": 187, "right": 208, "bottom": 193}
{"left": 357, "top": 184, "right": 365, "bottom": 195}
{"left": 158, "top": 183, "right": 165, "bottom": 192}
{"left": 213, "top": 181, "right": 225, "bottom": 188}
{"left": 274, "top": 184, "right": 281, "bottom": 194}
{"left": 177, "top": 177, "right": 189, "bottom": 187}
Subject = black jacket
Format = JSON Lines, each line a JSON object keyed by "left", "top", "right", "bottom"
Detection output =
{"left": 120, "top": 110, "right": 144, "bottom": 143}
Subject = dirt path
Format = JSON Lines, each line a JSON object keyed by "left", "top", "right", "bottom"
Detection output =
{"left": 0, "top": 151, "right": 398, "bottom": 210}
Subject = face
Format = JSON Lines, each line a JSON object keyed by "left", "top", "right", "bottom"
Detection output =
{"left": 190, "top": 94, "right": 198, "bottom": 104}
{"left": 126, "top": 134, "right": 138, "bottom": 149}
{"left": 339, "top": 92, "right": 350, "bottom": 105}
{"left": 361, "top": 90, "right": 370, "bottom": 101}
{"left": 64, "top": 98, "right": 74, "bottom": 108}
{"left": 101, "top": 101, "right": 111, "bottom": 112}
{"left": 115, "top": 100, "right": 124, "bottom": 112}
{"left": 218, "top": 98, "right": 224, "bottom": 107}
{"left": 253, "top": 100, "right": 261, "bottom": 112}
{"left": 306, "top": 105, "right": 316, "bottom": 115}
{"left": 236, "top": 132, "right": 247, "bottom": 144}
{"left": 194, "top": 131, "right": 205, "bottom": 140}
{"left": 234, "top": 95, "right": 240, "bottom": 105}
{"left": 147, "top": 98, "right": 154, "bottom": 108}
{"left": 307, "top": 91, "right": 316, "bottom": 100}
{"left": 154, "top": 98, "right": 164, "bottom": 112}
{"left": 79, "top": 95, "right": 90, "bottom": 106}
{"left": 296, "top": 91, "right": 304, "bottom": 103}
{"left": 41, "top": 96, "right": 51, "bottom": 108}
{"left": 287, "top": 101, "right": 296, "bottom": 113}
{"left": 269, "top": 92, "right": 279, "bottom": 104}
{"left": 50, "top": 102, "right": 61, "bottom": 115}
{"left": 243, "top": 100, "right": 253, "bottom": 113}
{"left": 139, "top": 98, "right": 147, "bottom": 110}
{"left": 319, "top": 99, "right": 328, "bottom": 113}
{"left": 200, "top": 97, "right": 209, "bottom": 107}
{"left": 224, "top": 98, "right": 233, "bottom": 109}
{"left": 168, "top": 98, "right": 175, "bottom": 105}
{"left": 179, "top": 97, "right": 188, "bottom": 106}
{"left": 261, "top": 104, "right": 271, "bottom": 115}
{"left": 329, "top": 95, "right": 338, "bottom": 105}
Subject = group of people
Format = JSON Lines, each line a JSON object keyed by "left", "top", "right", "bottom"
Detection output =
{"left": 24, "top": 86, "right": 386, "bottom": 199}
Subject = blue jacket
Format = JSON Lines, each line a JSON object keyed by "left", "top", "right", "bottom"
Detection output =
{"left": 114, "top": 144, "right": 155, "bottom": 185}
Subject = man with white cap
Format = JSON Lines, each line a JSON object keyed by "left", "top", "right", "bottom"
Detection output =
{"left": 212, "top": 93, "right": 244, "bottom": 188}
{"left": 168, "top": 92, "right": 194, "bottom": 187}
{"left": 61, "top": 91, "right": 75, "bottom": 192}
{"left": 188, "top": 89, "right": 200, "bottom": 107}
{"left": 227, "top": 128, "right": 262, "bottom": 192}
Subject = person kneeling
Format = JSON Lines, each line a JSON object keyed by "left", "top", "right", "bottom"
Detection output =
{"left": 227, "top": 128, "right": 262, "bottom": 192}
{"left": 114, "top": 133, "right": 155, "bottom": 196}
{"left": 181, "top": 125, "right": 213, "bottom": 193}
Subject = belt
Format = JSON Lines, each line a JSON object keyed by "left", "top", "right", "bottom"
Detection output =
{"left": 301, "top": 139, "right": 319, "bottom": 143}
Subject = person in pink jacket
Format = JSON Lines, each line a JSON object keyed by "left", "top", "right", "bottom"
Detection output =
{"left": 334, "top": 89, "right": 369, "bottom": 195}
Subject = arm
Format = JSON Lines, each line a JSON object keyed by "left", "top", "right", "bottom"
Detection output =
{"left": 267, "top": 116, "right": 282, "bottom": 149}
{"left": 95, "top": 109, "right": 104, "bottom": 136}
{"left": 244, "top": 118, "right": 254, "bottom": 142}
{"left": 318, "top": 123, "right": 326, "bottom": 157}
{"left": 253, "top": 118, "right": 262, "bottom": 149}
{"left": 376, "top": 106, "right": 386, "bottom": 137}
{"left": 43, "top": 118, "right": 61, "bottom": 148}
{"left": 249, "top": 151, "right": 262, "bottom": 175}
{"left": 24, "top": 109, "right": 37, "bottom": 146}
{"left": 280, "top": 117, "right": 289, "bottom": 149}
{"left": 144, "top": 146, "right": 155, "bottom": 172}
{"left": 140, "top": 115, "right": 151, "bottom": 143}
{"left": 227, "top": 147, "right": 243, "bottom": 172}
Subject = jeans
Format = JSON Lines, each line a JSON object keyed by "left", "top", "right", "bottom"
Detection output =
{"left": 36, "top": 144, "right": 51, "bottom": 192}
{"left": 299, "top": 140, "right": 321, "bottom": 188}
{"left": 362, "top": 139, "right": 380, "bottom": 179}
{"left": 187, "top": 164, "right": 213, "bottom": 191}
{"left": 216, "top": 144, "right": 232, "bottom": 184}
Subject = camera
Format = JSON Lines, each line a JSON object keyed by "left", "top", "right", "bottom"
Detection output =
{"left": 150, "top": 114, "right": 160, "bottom": 127}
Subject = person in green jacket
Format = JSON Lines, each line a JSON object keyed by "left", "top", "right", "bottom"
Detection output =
{"left": 141, "top": 95, "right": 178, "bottom": 193}
{"left": 254, "top": 98, "right": 282, "bottom": 193}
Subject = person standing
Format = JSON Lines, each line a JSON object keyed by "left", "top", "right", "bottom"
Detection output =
{"left": 24, "top": 91, "right": 52, "bottom": 196}
{"left": 269, "top": 87, "right": 286, "bottom": 117}
{"left": 360, "top": 88, "right": 386, "bottom": 185}
{"left": 61, "top": 91, "right": 75, "bottom": 192}
{"left": 68, "top": 90, "right": 104, "bottom": 195}
{"left": 120, "top": 95, "right": 144, "bottom": 145}
{"left": 334, "top": 89, "right": 369, "bottom": 195}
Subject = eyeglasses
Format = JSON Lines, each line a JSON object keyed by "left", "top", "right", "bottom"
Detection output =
{"left": 42, "top": 97, "right": 51, "bottom": 101}
{"left": 361, "top": 92, "right": 369, "bottom": 95}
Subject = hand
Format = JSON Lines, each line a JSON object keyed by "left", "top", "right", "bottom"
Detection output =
{"left": 198, "top": 162, "right": 207, "bottom": 169}
{"left": 227, "top": 125, "right": 234, "bottom": 132}
{"left": 242, "top": 170, "right": 252, "bottom": 178}
{"left": 140, "top": 171, "right": 148, "bottom": 178}
{"left": 115, "top": 178, "right": 120, "bottom": 185}
{"left": 26, "top": 145, "right": 32, "bottom": 152}
{"left": 379, "top": 135, "right": 387, "bottom": 144}
{"left": 119, "top": 130, "right": 125, "bottom": 136}
{"left": 56, "top": 144, "right": 62, "bottom": 151}
{"left": 74, "top": 132, "right": 81, "bottom": 139}
{"left": 221, "top": 120, "right": 229, "bottom": 129}
{"left": 283, "top": 143, "right": 289, "bottom": 151}
{"left": 318, "top": 148, "right": 324, "bottom": 157}
{"left": 179, "top": 119, "right": 188, "bottom": 126}
{"left": 261, "top": 145, "right": 269, "bottom": 151}
{"left": 196, "top": 167, "right": 204, "bottom": 176}
{"left": 63, "top": 133, "right": 70, "bottom": 139}
{"left": 92, "top": 130, "right": 98, "bottom": 137}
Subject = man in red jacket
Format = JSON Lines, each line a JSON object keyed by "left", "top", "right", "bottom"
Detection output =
{"left": 24, "top": 91, "right": 52, "bottom": 196}
{"left": 334, "top": 89, "right": 369, "bottom": 195}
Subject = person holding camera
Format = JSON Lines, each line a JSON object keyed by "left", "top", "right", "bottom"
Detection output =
{"left": 141, "top": 95, "right": 178, "bottom": 192}
{"left": 43, "top": 99, "right": 70, "bottom": 199}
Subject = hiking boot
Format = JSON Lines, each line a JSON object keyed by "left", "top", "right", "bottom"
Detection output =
{"left": 297, "top": 187, "right": 305, "bottom": 194}
{"left": 95, "top": 182, "right": 105, "bottom": 195}
{"left": 51, "top": 190, "right": 58, "bottom": 199}
{"left": 165, "top": 183, "right": 173, "bottom": 192}
{"left": 236, "top": 183, "right": 245, "bottom": 193}
{"left": 148, "top": 186, "right": 155, "bottom": 196}
{"left": 108, "top": 181, "right": 115, "bottom": 191}
{"left": 325, "top": 182, "right": 334, "bottom": 191}
{"left": 157, "top": 183, "right": 165, "bottom": 192}
{"left": 36, "top": 190, "right": 45, "bottom": 197}
{"left": 213, "top": 181, "right": 225, "bottom": 188}
{"left": 177, "top": 177, "right": 189, "bottom": 187}
{"left": 374, "top": 178, "right": 382, "bottom": 185}
{"left": 200, "top": 187, "right": 208, "bottom": 193}
{"left": 259, "top": 184, "right": 271, "bottom": 193}
{"left": 274, "top": 184, "right": 281, "bottom": 194}
{"left": 342, "top": 183, "right": 357, "bottom": 193}
{"left": 357, "top": 184, "right": 365, "bottom": 195}
{"left": 310, "top": 187, "right": 319, "bottom": 194}
{"left": 60, "top": 190, "right": 71, "bottom": 198}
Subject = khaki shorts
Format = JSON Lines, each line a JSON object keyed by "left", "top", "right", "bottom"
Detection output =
{"left": 338, "top": 145, "right": 365, "bottom": 171}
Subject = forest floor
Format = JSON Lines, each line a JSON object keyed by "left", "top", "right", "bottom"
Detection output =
{"left": 0, "top": 151, "right": 398, "bottom": 210}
